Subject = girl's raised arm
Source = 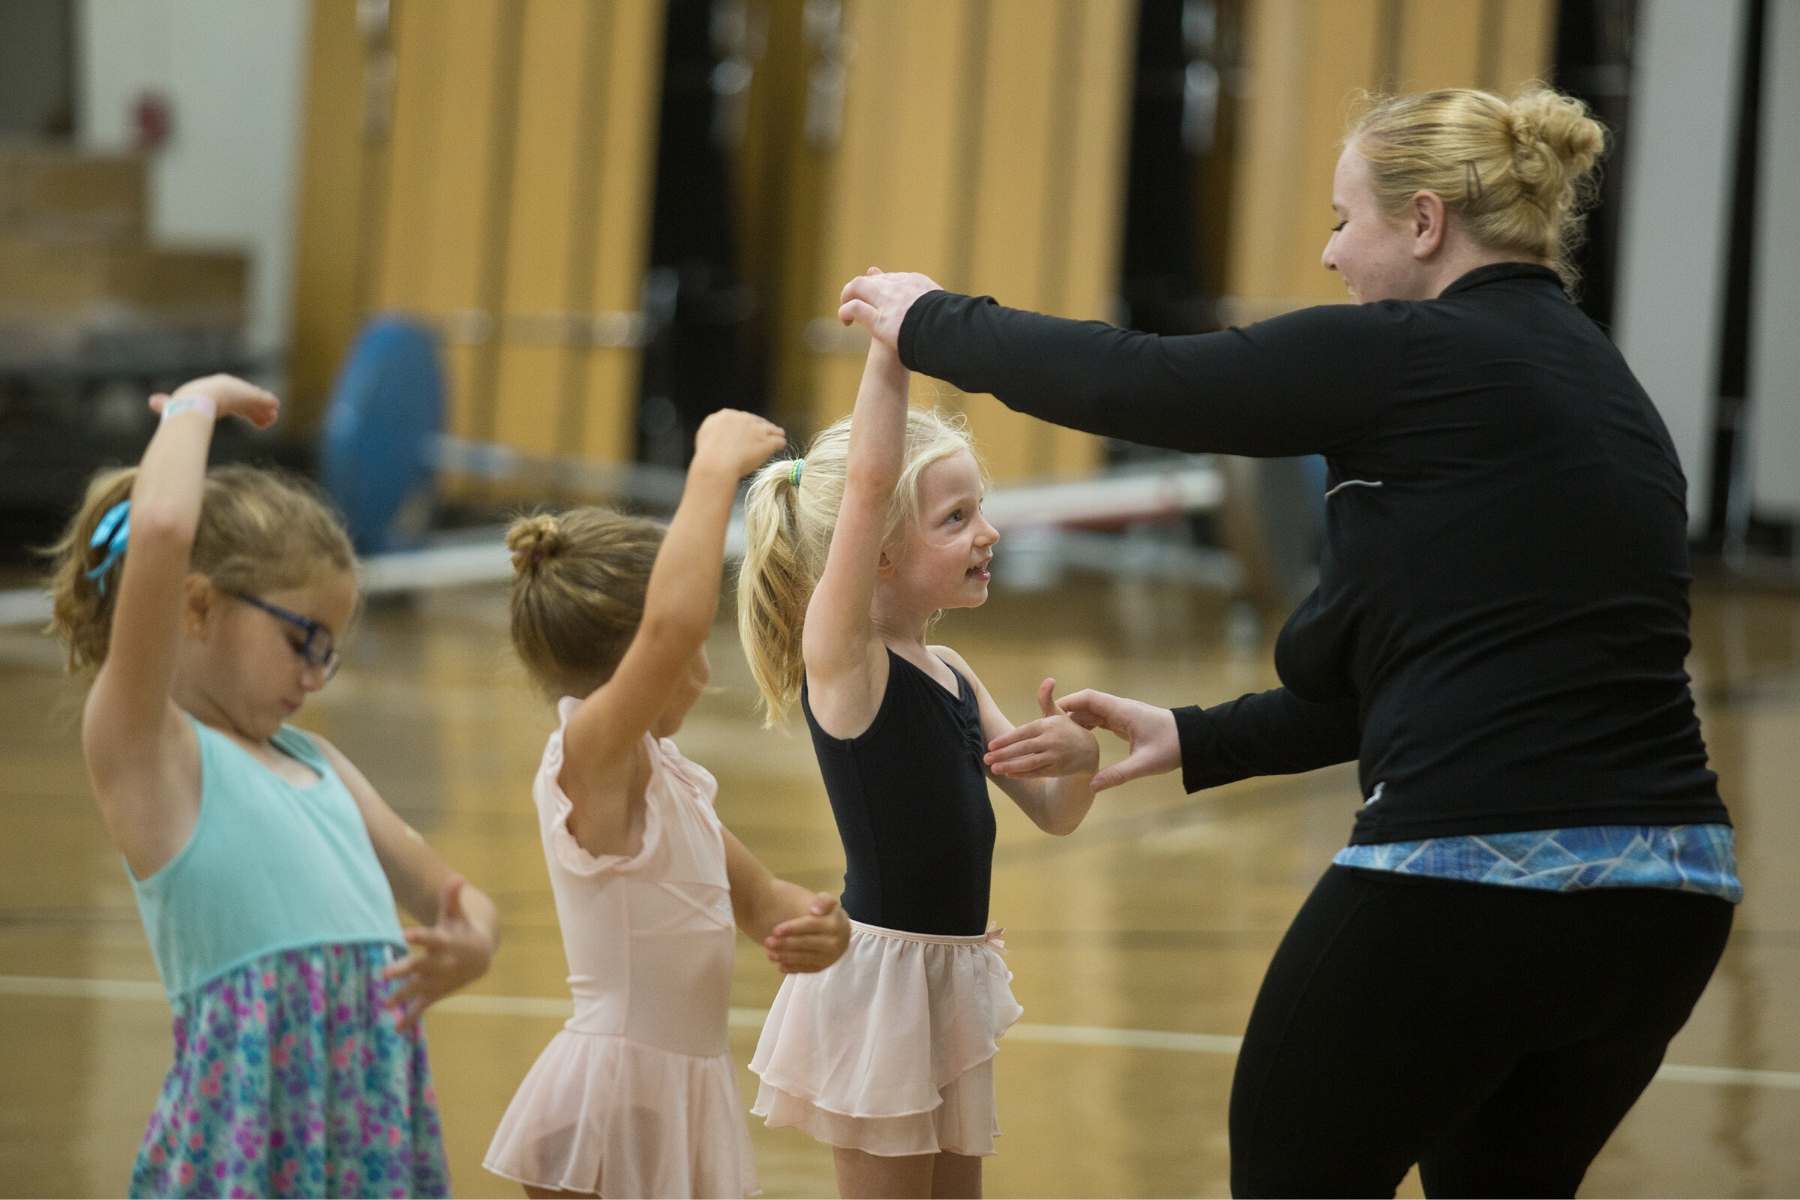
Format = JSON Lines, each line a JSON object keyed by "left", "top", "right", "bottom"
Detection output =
{"left": 799, "top": 336, "right": 910, "bottom": 735}
{"left": 560, "top": 410, "right": 785, "bottom": 789}
{"left": 81, "top": 376, "right": 278, "bottom": 874}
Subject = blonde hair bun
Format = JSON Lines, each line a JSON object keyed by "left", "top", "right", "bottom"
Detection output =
{"left": 506, "top": 514, "right": 564, "bottom": 577}
{"left": 1506, "top": 86, "right": 1607, "bottom": 206}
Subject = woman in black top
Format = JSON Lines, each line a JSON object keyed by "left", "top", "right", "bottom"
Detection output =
{"left": 838, "top": 86, "right": 1736, "bottom": 1197}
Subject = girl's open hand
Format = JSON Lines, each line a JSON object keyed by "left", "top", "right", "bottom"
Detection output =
{"left": 381, "top": 875, "right": 495, "bottom": 1031}
{"left": 693, "top": 407, "right": 787, "bottom": 479}
{"left": 984, "top": 677, "right": 1101, "bottom": 780}
{"left": 764, "top": 893, "right": 850, "bottom": 974}
{"left": 148, "top": 374, "right": 280, "bottom": 429}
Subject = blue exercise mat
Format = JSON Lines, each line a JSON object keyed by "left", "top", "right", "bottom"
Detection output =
{"left": 319, "top": 318, "right": 444, "bottom": 554}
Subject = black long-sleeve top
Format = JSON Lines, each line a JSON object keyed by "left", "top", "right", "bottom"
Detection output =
{"left": 899, "top": 263, "right": 1727, "bottom": 843}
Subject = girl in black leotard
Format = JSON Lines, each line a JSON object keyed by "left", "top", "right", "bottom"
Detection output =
{"left": 736, "top": 333, "right": 1101, "bottom": 1199}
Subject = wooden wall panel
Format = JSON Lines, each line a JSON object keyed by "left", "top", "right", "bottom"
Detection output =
{"left": 1489, "top": 0, "right": 1555, "bottom": 92}
{"left": 1224, "top": 0, "right": 1315, "bottom": 315}
{"left": 1048, "top": 0, "right": 1134, "bottom": 478}
{"left": 781, "top": 0, "right": 1134, "bottom": 483}
{"left": 500, "top": 1, "right": 587, "bottom": 314}
{"left": 372, "top": 0, "right": 513, "bottom": 451}
{"left": 1223, "top": 0, "right": 1554, "bottom": 320}
{"left": 292, "top": 0, "right": 1556, "bottom": 488}
{"left": 961, "top": 0, "right": 1064, "bottom": 482}
{"left": 880, "top": 9, "right": 977, "bottom": 285}
{"left": 289, "top": 0, "right": 365, "bottom": 432}
{"left": 1291, "top": 1, "right": 1387, "bottom": 306}
{"left": 577, "top": 0, "right": 665, "bottom": 467}
{"left": 814, "top": 0, "right": 892, "bottom": 307}
{"left": 492, "top": 0, "right": 589, "bottom": 459}
{"left": 373, "top": 1, "right": 440, "bottom": 316}
{"left": 1398, "top": 0, "right": 1484, "bottom": 93}
{"left": 294, "top": 0, "right": 663, "bottom": 487}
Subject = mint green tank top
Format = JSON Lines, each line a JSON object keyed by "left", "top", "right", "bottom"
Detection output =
{"left": 128, "top": 717, "right": 406, "bottom": 998}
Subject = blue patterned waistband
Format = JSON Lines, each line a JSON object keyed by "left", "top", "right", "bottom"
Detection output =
{"left": 1333, "top": 823, "right": 1742, "bottom": 902}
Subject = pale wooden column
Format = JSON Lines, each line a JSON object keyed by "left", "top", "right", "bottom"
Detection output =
{"left": 1225, "top": 0, "right": 1555, "bottom": 321}
{"left": 776, "top": 0, "right": 1135, "bottom": 482}
{"left": 291, "top": 0, "right": 664, "bottom": 484}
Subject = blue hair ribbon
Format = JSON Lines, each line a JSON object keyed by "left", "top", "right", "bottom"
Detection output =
{"left": 85, "top": 500, "right": 131, "bottom": 595}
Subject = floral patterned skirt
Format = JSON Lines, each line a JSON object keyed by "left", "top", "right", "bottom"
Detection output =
{"left": 129, "top": 942, "right": 449, "bottom": 1199}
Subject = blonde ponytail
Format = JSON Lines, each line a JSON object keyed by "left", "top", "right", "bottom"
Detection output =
{"left": 734, "top": 407, "right": 983, "bottom": 726}
{"left": 737, "top": 458, "right": 818, "bottom": 725}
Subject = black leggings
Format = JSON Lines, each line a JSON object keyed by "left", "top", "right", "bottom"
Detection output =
{"left": 1229, "top": 865, "right": 1733, "bottom": 1198}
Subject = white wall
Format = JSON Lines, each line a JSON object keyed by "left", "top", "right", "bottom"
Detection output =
{"left": 1749, "top": 0, "right": 1800, "bottom": 518}
{"left": 76, "top": 0, "right": 310, "bottom": 367}
{"left": 1612, "top": 0, "right": 1750, "bottom": 534}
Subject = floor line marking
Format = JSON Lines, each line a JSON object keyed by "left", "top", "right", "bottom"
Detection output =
{"left": 3, "top": 973, "right": 1794, "bottom": 1092}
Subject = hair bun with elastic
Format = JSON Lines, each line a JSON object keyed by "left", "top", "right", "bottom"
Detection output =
{"left": 506, "top": 514, "right": 564, "bottom": 577}
{"left": 1506, "top": 86, "right": 1606, "bottom": 204}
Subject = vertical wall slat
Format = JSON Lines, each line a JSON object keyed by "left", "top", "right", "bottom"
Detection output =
{"left": 289, "top": 0, "right": 365, "bottom": 430}
{"left": 1396, "top": 0, "right": 1484, "bottom": 94}
{"left": 578, "top": 0, "right": 666, "bottom": 467}
{"left": 492, "top": 0, "right": 590, "bottom": 461}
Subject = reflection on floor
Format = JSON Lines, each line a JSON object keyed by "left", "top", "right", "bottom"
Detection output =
{"left": 2, "top": 578, "right": 1795, "bottom": 1197}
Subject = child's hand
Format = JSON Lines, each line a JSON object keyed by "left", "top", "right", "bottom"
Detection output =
{"left": 764, "top": 893, "right": 850, "bottom": 974}
{"left": 381, "top": 875, "right": 495, "bottom": 1031}
{"left": 983, "top": 677, "right": 1101, "bottom": 780}
{"left": 148, "top": 374, "right": 280, "bottom": 429}
{"left": 693, "top": 408, "right": 786, "bottom": 479}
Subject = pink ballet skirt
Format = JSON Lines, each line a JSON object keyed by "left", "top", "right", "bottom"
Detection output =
{"left": 749, "top": 919, "right": 1021, "bottom": 1157}
{"left": 485, "top": 1030, "right": 753, "bottom": 1197}
{"left": 485, "top": 705, "right": 757, "bottom": 1197}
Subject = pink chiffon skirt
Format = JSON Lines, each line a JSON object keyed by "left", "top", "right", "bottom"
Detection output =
{"left": 484, "top": 1029, "right": 757, "bottom": 1198}
{"left": 749, "top": 919, "right": 1021, "bottom": 1157}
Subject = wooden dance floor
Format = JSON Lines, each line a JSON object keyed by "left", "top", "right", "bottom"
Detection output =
{"left": 2, "top": 576, "right": 1795, "bottom": 1197}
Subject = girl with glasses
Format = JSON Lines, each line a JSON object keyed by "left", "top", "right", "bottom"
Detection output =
{"left": 46, "top": 374, "right": 499, "bottom": 1198}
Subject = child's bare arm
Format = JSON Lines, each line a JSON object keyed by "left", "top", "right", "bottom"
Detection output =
{"left": 800, "top": 339, "right": 910, "bottom": 736}
{"left": 318, "top": 734, "right": 499, "bottom": 1030}
{"left": 559, "top": 410, "right": 785, "bottom": 825}
{"left": 936, "top": 649, "right": 1099, "bottom": 836}
{"left": 83, "top": 376, "right": 279, "bottom": 877}
{"left": 722, "top": 827, "right": 849, "bottom": 973}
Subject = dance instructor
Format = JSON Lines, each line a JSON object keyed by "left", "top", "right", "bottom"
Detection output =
{"left": 837, "top": 85, "right": 1738, "bottom": 1197}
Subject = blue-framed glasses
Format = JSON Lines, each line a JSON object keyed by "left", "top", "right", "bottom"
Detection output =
{"left": 231, "top": 592, "right": 341, "bottom": 680}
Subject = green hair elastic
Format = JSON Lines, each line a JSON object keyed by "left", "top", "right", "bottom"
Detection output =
{"left": 789, "top": 458, "right": 805, "bottom": 487}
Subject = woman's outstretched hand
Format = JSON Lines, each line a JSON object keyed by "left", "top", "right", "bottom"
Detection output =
{"left": 837, "top": 268, "right": 944, "bottom": 353}
{"left": 1053, "top": 688, "right": 1182, "bottom": 792}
